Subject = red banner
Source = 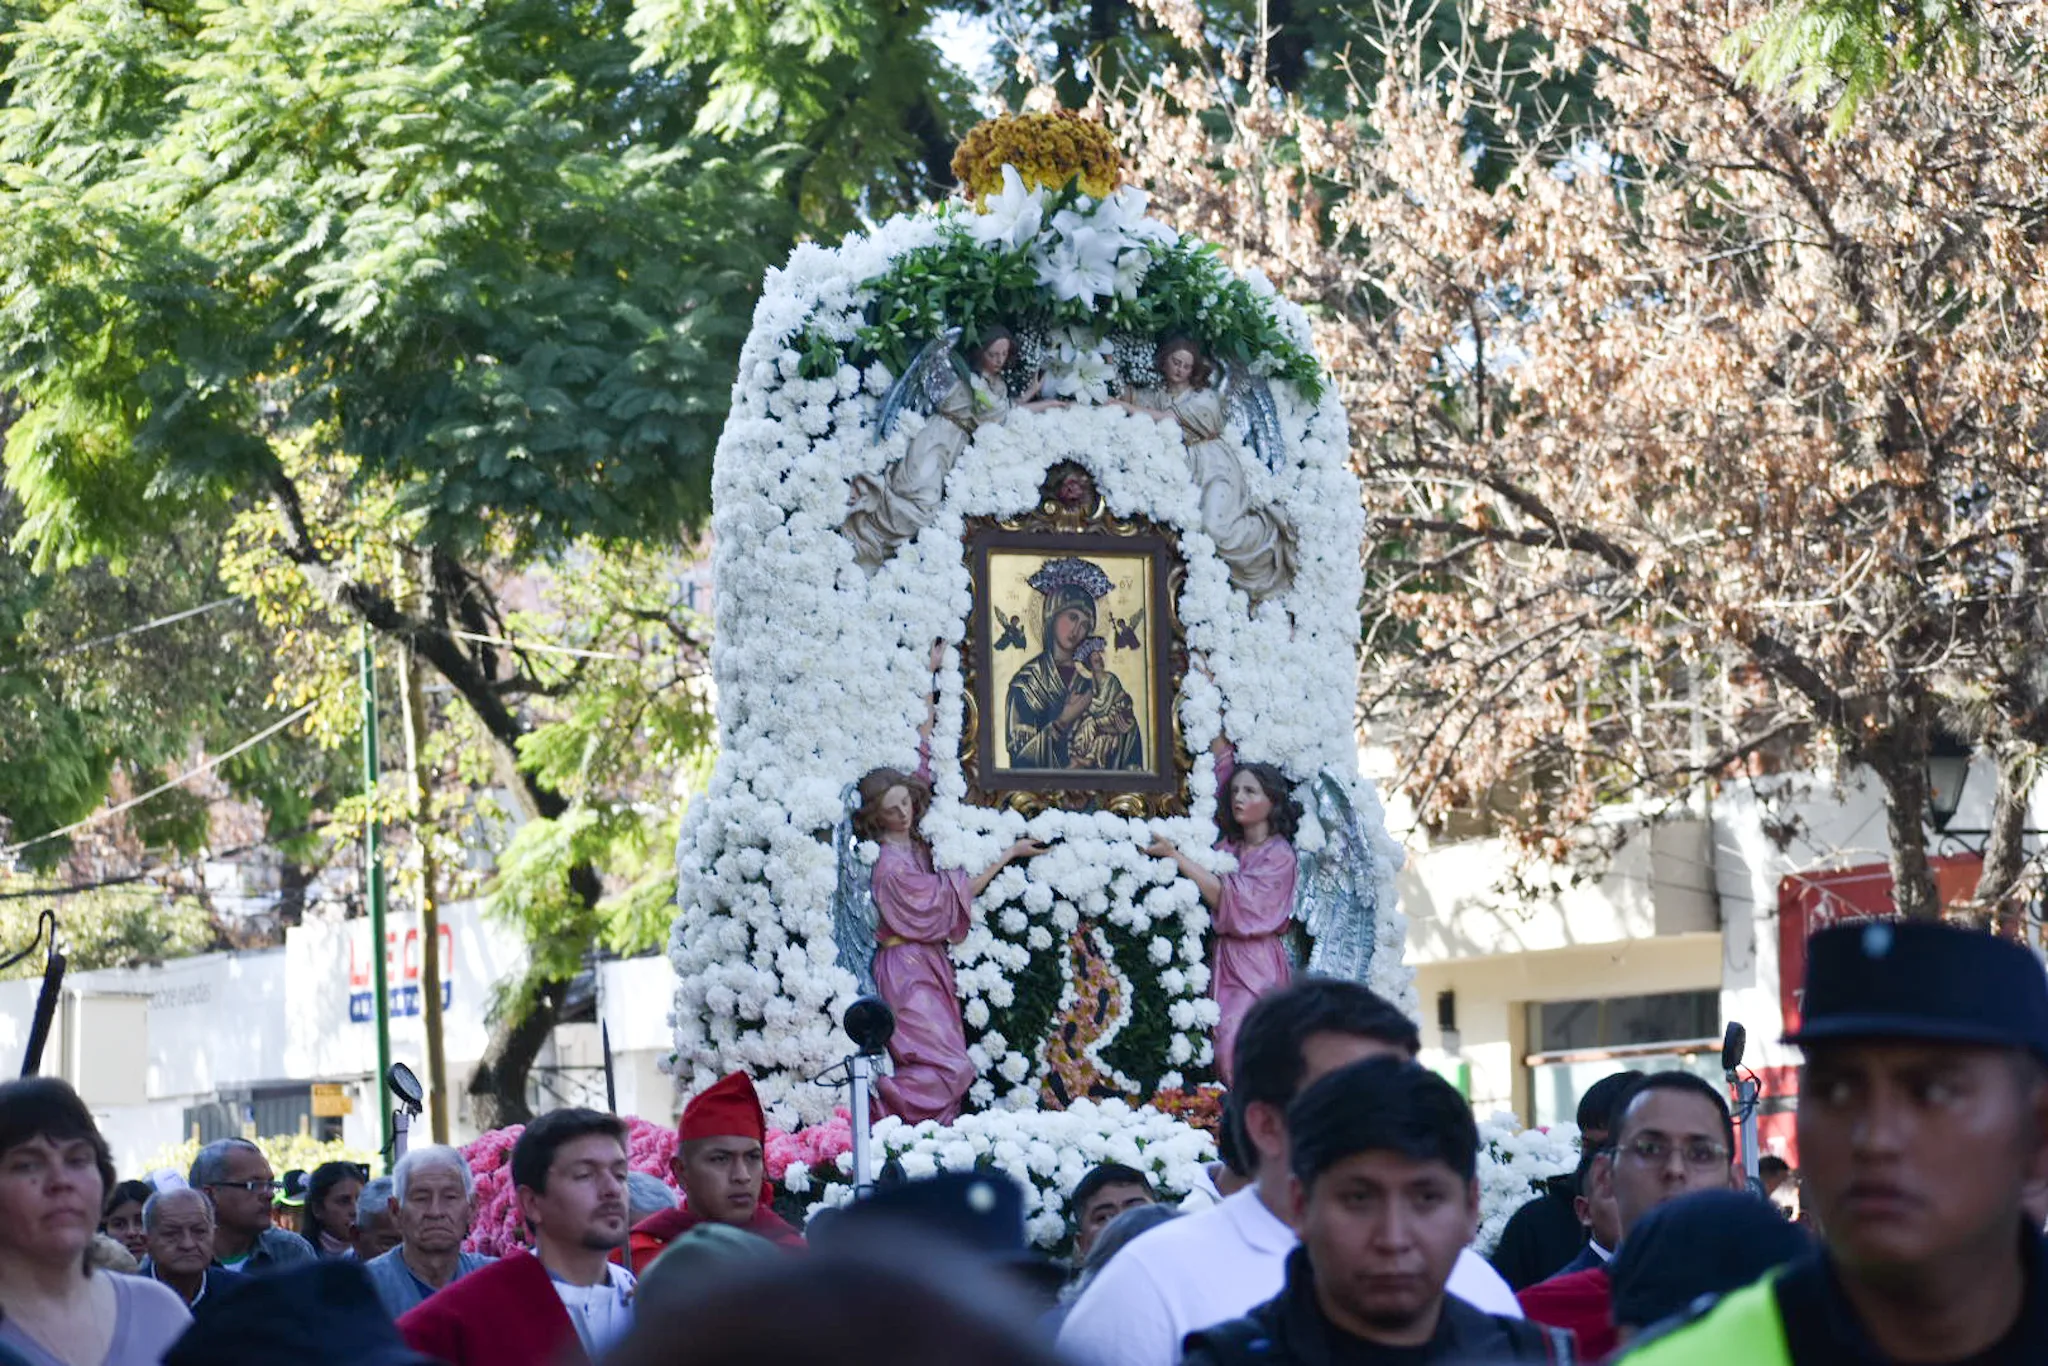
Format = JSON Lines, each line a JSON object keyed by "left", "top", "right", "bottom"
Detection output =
{"left": 1763, "top": 854, "right": 1983, "bottom": 1165}
{"left": 1777, "top": 854, "right": 1984, "bottom": 1035}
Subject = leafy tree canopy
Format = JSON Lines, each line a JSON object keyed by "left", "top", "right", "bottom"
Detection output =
{"left": 0, "top": 0, "right": 797, "bottom": 566}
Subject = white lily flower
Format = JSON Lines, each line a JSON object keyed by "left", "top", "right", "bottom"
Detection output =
{"left": 966, "top": 164, "right": 1045, "bottom": 253}
{"left": 1097, "top": 184, "right": 1180, "bottom": 246}
{"left": 1112, "top": 249, "right": 1151, "bottom": 300}
{"left": 1033, "top": 223, "right": 1121, "bottom": 304}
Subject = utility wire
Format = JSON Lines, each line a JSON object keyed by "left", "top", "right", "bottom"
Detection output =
{"left": 0, "top": 819, "right": 333, "bottom": 902}
{"left": 0, "top": 701, "right": 320, "bottom": 860}
{"left": 0, "top": 597, "right": 241, "bottom": 676}
{"left": 449, "top": 629, "right": 633, "bottom": 662}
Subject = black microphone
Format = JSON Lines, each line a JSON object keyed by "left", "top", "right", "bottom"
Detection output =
{"left": 1721, "top": 1021, "right": 1747, "bottom": 1076}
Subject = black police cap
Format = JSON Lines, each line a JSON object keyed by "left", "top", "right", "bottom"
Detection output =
{"left": 1786, "top": 919, "right": 2048, "bottom": 1059}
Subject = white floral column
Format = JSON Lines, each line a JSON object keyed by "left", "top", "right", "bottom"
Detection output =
{"left": 668, "top": 181, "right": 1412, "bottom": 1125}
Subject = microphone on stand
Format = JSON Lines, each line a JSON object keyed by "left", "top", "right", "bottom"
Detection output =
{"left": 1722, "top": 1022, "right": 1763, "bottom": 1196}
{"left": 841, "top": 997, "right": 896, "bottom": 1197}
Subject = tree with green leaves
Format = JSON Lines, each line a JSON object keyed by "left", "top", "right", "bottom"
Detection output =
{"left": 0, "top": 488, "right": 346, "bottom": 871}
{"left": 1723, "top": 0, "right": 1996, "bottom": 133}
{"left": 0, "top": 0, "right": 937, "bottom": 1124}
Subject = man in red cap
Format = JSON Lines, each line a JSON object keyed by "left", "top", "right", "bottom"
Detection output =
{"left": 628, "top": 1072, "right": 803, "bottom": 1271}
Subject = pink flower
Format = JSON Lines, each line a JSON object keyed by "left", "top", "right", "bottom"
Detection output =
{"left": 459, "top": 1116, "right": 683, "bottom": 1256}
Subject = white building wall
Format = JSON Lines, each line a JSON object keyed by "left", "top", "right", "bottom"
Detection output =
{"left": 0, "top": 901, "right": 684, "bottom": 1175}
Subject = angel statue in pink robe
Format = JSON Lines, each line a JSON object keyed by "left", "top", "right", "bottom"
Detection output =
{"left": 1144, "top": 736, "right": 1302, "bottom": 1084}
{"left": 849, "top": 764, "right": 1045, "bottom": 1124}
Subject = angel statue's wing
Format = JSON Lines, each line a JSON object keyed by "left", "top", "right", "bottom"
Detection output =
{"left": 830, "top": 781, "right": 880, "bottom": 998}
{"left": 1215, "top": 356, "right": 1288, "bottom": 473}
{"left": 1127, "top": 607, "right": 1146, "bottom": 633}
{"left": 875, "top": 328, "right": 965, "bottom": 443}
{"left": 1294, "top": 772, "right": 1380, "bottom": 985}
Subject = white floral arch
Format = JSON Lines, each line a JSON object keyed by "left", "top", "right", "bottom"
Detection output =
{"left": 668, "top": 192, "right": 1413, "bottom": 1126}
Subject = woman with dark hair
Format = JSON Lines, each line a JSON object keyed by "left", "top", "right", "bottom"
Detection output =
{"left": 853, "top": 766, "right": 1044, "bottom": 1123}
{"left": 0, "top": 1078, "right": 190, "bottom": 1363}
{"left": 1145, "top": 736, "right": 1303, "bottom": 1082}
{"left": 298, "top": 1161, "right": 367, "bottom": 1258}
{"left": 100, "top": 1180, "right": 152, "bottom": 1262}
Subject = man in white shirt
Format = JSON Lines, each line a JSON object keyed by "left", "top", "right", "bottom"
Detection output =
{"left": 1059, "top": 978, "right": 1521, "bottom": 1366}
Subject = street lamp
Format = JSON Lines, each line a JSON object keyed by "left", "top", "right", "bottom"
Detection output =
{"left": 1924, "top": 730, "right": 1973, "bottom": 834}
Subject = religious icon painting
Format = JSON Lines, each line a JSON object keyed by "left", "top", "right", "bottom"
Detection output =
{"left": 961, "top": 467, "right": 1190, "bottom": 816}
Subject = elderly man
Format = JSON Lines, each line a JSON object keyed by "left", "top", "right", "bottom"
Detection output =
{"left": 355, "top": 1176, "right": 404, "bottom": 1260}
{"left": 190, "top": 1138, "right": 316, "bottom": 1273}
{"left": 139, "top": 1187, "right": 248, "bottom": 1317}
{"left": 362, "top": 1144, "right": 497, "bottom": 1318}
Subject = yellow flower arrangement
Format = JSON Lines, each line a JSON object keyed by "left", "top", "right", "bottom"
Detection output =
{"left": 952, "top": 111, "right": 1122, "bottom": 207}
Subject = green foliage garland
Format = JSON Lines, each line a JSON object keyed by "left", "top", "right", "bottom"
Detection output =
{"left": 797, "top": 204, "right": 1323, "bottom": 401}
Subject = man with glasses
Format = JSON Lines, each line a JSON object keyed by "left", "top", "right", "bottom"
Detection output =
{"left": 1518, "top": 1072, "right": 1737, "bottom": 1357}
{"left": 189, "top": 1138, "right": 316, "bottom": 1274}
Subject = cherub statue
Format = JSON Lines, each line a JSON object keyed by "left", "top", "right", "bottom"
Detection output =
{"left": 1121, "top": 336, "right": 1298, "bottom": 602}
{"left": 842, "top": 326, "right": 1061, "bottom": 570}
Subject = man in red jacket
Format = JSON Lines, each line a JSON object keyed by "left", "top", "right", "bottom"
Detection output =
{"left": 629, "top": 1071, "right": 803, "bottom": 1272}
{"left": 1517, "top": 1072, "right": 1738, "bottom": 1359}
{"left": 399, "top": 1108, "right": 637, "bottom": 1365}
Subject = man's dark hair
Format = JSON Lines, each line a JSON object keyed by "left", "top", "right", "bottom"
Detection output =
{"left": 1232, "top": 978, "right": 1419, "bottom": 1121}
{"left": 1757, "top": 1154, "right": 1791, "bottom": 1181}
{"left": 1572, "top": 1144, "right": 1604, "bottom": 1198}
{"left": 1576, "top": 1069, "right": 1647, "bottom": 1137}
{"left": 1216, "top": 1091, "right": 1249, "bottom": 1178}
{"left": 1068, "top": 1163, "right": 1153, "bottom": 1221}
{"left": 1287, "top": 1057, "right": 1478, "bottom": 1188}
{"left": 512, "top": 1108, "right": 627, "bottom": 1195}
{"left": 1611, "top": 1071, "right": 1735, "bottom": 1151}
{"left": 1609, "top": 1190, "right": 1811, "bottom": 1330}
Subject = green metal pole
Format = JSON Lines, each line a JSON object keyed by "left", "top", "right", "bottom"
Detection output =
{"left": 361, "top": 622, "right": 394, "bottom": 1167}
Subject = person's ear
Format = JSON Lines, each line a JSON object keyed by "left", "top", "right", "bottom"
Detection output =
{"left": 1573, "top": 1193, "right": 1592, "bottom": 1230}
{"left": 671, "top": 1152, "right": 689, "bottom": 1188}
{"left": 515, "top": 1184, "right": 542, "bottom": 1233}
{"left": 1243, "top": 1099, "right": 1288, "bottom": 1167}
{"left": 1466, "top": 1177, "right": 1482, "bottom": 1239}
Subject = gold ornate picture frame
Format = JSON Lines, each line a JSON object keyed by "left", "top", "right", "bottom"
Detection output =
{"left": 961, "top": 463, "right": 1191, "bottom": 817}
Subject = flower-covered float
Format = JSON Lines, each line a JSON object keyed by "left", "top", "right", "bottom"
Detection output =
{"left": 662, "top": 109, "right": 1452, "bottom": 1217}
{"left": 672, "top": 108, "right": 1407, "bottom": 1119}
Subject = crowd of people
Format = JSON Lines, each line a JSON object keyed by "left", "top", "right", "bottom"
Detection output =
{"left": 0, "top": 918, "right": 2041, "bottom": 1364}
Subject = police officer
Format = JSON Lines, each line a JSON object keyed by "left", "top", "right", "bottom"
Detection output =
{"left": 1622, "top": 919, "right": 2048, "bottom": 1362}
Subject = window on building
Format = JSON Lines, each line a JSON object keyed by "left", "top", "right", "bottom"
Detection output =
{"left": 1525, "top": 989, "right": 1722, "bottom": 1129}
